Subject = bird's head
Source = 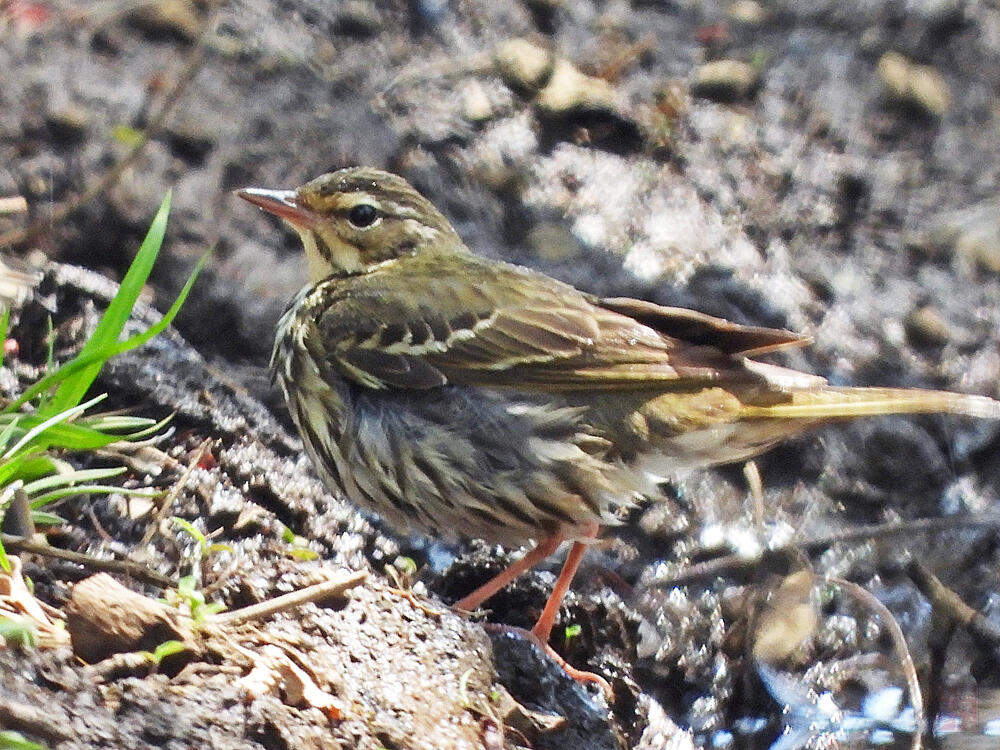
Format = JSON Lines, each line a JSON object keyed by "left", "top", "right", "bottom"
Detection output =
{"left": 237, "top": 167, "right": 463, "bottom": 281}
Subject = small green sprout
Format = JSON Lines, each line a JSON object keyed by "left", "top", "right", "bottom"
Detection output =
{"left": 111, "top": 124, "right": 144, "bottom": 148}
{"left": 279, "top": 523, "right": 318, "bottom": 561}
{"left": 140, "top": 639, "right": 187, "bottom": 665}
{"left": 170, "top": 517, "right": 234, "bottom": 557}
{"left": 0, "top": 730, "right": 48, "bottom": 750}
{"left": 171, "top": 517, "right": 207, "bottom": 547}
{"left": 169, "top": 575, "right": 225, "bottom": 623}
{"left": 0, "top": 616, "right": 36, "bottom": 648}
{"left": 394, "top": 556, "right": 417, "bottom": 576}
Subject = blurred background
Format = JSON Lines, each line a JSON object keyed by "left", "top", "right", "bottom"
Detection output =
{"left": 2, "top": 0, "right": 1000, "bottom": 746}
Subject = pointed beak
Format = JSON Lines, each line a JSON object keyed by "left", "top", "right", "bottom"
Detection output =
{"left": 235, "top": 187, "right": 316, "bottom": 228}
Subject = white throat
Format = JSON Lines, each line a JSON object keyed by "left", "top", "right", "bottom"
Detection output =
{"left": 296, "top": 227, "right": 362, "bottom": 281}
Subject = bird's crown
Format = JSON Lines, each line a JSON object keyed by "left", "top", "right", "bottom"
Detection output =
{"left": 239, "top": 167, "right": 463, "bottom": 281}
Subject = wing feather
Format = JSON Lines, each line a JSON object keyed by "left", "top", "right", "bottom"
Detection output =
{"left": 306, "top": 253, "right": 793, "bottom": 392}
{"left": 599, "top": 297, "right": 808, "bottom": 355}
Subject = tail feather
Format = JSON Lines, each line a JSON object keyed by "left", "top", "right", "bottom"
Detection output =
{"left": 741, "top": 387, "right": 1000, "bottom": 421}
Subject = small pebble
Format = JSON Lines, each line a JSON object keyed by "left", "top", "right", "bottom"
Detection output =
{"left": 494, "top": 37, "right": 554, "bottom": 92}
{"left": 461, "top": 80, "right": 494, "bottom": 123}
{"left": 728, "top": 0, "right": 766, "bottom": 25}
{"left": 691, "top": 59, "right": 757, "bottom": 101}
{"left": 535, "top": 58, "right": 616, "bottom": 115}
{"left": 904, "top": 306, "right": 952, "bottom": 348}
{"left": 334, "top": 1, "right": 382, "bottom": 38}
{"left": 877, "top": 52, "right": 950, "bottom": 116}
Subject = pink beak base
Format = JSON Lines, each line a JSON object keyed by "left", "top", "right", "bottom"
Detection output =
{"left": 236, "top": 187, "right": 316, "bottom": 228}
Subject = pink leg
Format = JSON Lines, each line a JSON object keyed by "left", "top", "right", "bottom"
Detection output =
{"left": 455, "top": 524, "right": 613, "bottom": 699}
{"left": 531, "top": 538, "right": 590, "bottom": 644}
{"left": 453, "top": 532, "right": 563, "bottom": 613}
{"left": 528, "top": 523, "right": 605, "bottom": 694}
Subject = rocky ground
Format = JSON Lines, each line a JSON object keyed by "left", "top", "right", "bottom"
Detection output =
{"left": 1, "top": 0, "right": 1000, "bottom": 748}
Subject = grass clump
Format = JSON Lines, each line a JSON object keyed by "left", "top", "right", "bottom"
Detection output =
{"left": 0, "top": 192, "right": 206, "bottom": 569}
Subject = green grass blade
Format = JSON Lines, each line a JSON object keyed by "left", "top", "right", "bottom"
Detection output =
{"left": 28, "top": 511, "right": 66, "bottom": 525}
{"left": 29, "top": 485, "right": 159, "bottom": 509}
{"left": 170, "top": 517, "right": 207, "bottom": 548}
{"left": 3, "top": 395, "right": 107, "bottom": 459}
{"left": 42, "top": 192, "right": 172, "bottom": 417}
{"left": 81, "top": 415, "right": 158, "bottom": 431}
{"left": 21, "top": 466, "right": 127, "bottom": 495}
{"left": 27, "top": 485, "right": 159, "bottom": 508}
{"left": 0, "top": 308, "right": 8, "bottom": 369}
{"left": 6, "top": 250, "right": 206, "bottom": 415}
{"left": 6, "top": 350, "right": 130, "bottom": 413}
{"left": 0, "top": 397, "right": 145, "bottom": 456}
{"left": 0, "top": 456, "right": 31, "bottom": 489}
{"left": 79, "top": 412, "right": 172, "bottom": 441}
{"left": 14, "top": 421, "right": 123, "bottom": 453}
{"left": 0, "top": 453, "right": 54, "bottom": 489}
{"left": 0, "top": 417, "right": 20, "bottom": 451}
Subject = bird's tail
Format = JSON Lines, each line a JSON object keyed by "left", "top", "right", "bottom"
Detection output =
{"left": 740, "top": 387, "right": 1000, "bottom": 421}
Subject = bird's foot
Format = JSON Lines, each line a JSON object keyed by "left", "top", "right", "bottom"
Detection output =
{"left": 482, "top": 622, "right": 614, "bottom": 701}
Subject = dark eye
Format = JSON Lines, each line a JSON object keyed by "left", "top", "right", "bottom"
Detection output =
{"left": 348, "top": 204, "right": 378, "bottom": 228}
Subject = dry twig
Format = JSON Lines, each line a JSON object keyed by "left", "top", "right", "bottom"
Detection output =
{"left": 653, "top": 515, "right": 1000, "bottom": 588}
{"left": 0, "top": 533, "right": 172, "bottom": 587}
{"left": 832, "top": 576, "right": 924, "bottom": 750}
{"left": 138, "top": 438, "right": 214, "bottom": 547}
{"left": 906, "top": 559, "right": 1000, "bottom": 651}
{"left": 211, "top": 570, "right": 367, "bottom": 626}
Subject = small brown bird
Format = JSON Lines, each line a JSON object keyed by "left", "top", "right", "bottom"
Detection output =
{"left": 239, "top": 167, "right": 999, "bottom": 684}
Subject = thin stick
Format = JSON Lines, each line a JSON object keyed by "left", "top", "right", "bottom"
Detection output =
{"left": 138, "top": 438, "right": 213, "bottom": 547}
{"left": 653, "top": 515, "right": 1000, "bottom": 588}
{"left": 906, "top": 559, "right": 1000, "bottom": 650}
{"left": 211, "top": 570, "right": 367, "bottom": 626}
{"left": 0, "top": 533, "right": 172, "bottom": 587}
{"left": 833, "top": 577, "right": 924, "bottom": 750}
{"left": 743, "top": 460, "right": 764, "bottom": 531}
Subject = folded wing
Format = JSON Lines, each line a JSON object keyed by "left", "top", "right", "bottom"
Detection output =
{"left": 311, "top": 254, "right": 806, "bottom": 392}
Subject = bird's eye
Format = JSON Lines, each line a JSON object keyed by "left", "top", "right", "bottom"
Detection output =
{"left": 348, "top": 204, "right": 379, "bottom": 228}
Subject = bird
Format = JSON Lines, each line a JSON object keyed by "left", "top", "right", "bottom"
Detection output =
{"left": 238, "top": 167, "right": 1000, "bottom": 688}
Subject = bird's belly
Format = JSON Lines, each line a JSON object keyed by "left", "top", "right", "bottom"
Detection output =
{"left": 283, "top": 368, "right": 629, "bottom": 547}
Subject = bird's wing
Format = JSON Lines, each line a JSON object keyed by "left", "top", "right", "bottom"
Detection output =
{"left": 597, "top": 297, "right": 810, "bottom": 356}
{"left": 310, "top": 254, "right": 805, "bottom": 391}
